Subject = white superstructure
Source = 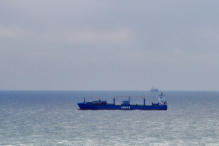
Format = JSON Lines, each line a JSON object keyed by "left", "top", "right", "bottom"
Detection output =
{"left": 159, "top": 92, "right": 167, "bottom": 105}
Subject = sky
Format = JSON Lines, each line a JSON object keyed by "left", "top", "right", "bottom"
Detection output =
{"left": 1, "top": 0, "right": 219, "bottom": 91}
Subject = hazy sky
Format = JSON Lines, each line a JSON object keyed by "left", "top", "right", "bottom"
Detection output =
{"left": 1, "top": 0, "right": 219, "bottom": 91}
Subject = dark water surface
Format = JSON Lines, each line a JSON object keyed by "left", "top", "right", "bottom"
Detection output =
{"left": 0, "top": 91, "right": 219, "bottom": 145}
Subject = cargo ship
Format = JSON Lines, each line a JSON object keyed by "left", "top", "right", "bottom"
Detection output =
{"left": 150, "top": 87, "right": 159, "bottom": 92}
{"left": 77, "top": 92, "right": 167, "bottom": 110}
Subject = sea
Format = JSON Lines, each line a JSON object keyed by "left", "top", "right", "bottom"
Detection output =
{"left": 0, "top": 90, "right": 219, "bottom": 146}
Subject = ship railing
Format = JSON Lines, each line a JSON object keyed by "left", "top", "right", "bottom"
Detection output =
{"left": 85, "top": 97, "right": 101, "bottom": 100}
{"left": 114, "top": 96, "right": 145, "bottom": 99}
{"left": 113, "top": 96, "right": 146, "bottom": 106}
{"left": 84, "top": 97, "right": 101, "bottom": 103}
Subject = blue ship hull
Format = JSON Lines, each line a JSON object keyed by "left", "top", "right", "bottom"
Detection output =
{"left": 78, "top": 102, "right": 167, "bottom": 110}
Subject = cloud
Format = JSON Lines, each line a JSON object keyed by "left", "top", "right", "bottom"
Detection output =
{"left": 0, "top": 25, "right": 31, "bottom": 39}
{"left": 39, "top": 28, "right": 134, "bottom": 45}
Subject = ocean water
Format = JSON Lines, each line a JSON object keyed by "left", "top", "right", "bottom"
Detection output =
{"left": 0, "top": 91, "right": 219, "bottom": 146}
